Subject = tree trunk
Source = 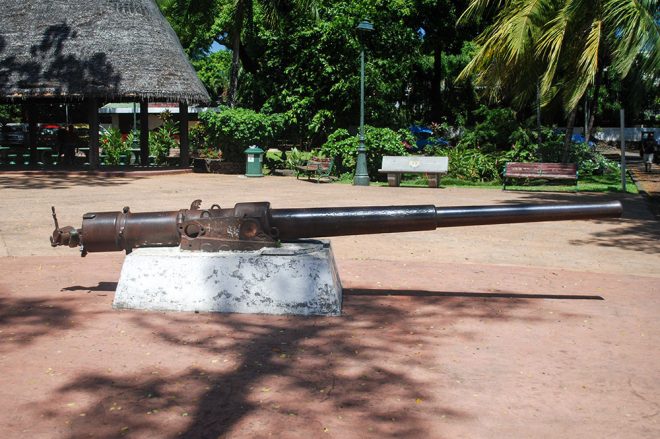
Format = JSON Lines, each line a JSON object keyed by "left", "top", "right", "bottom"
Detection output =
{"left": 227, "top": 31, "right": 241, "bottom": 108}
{"left": 227, "top": 2, "right": 246, "bottom": 108}
{"left": 562, "top": 106, "right": 578, "bottom": 163}
{"left": 586, "top": 66, "right": 603, "bottom": 141}
{"left": 430, "top": 45, "right": 443, "bottom": 122}
{"left": 238, "top": 40, "right": 257, "bottom": 74}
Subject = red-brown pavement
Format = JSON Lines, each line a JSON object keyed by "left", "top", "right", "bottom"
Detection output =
{"left": 0, "top": 172, "right": 658, "bottom": 438}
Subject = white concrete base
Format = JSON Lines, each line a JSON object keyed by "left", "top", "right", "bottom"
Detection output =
{"left": 113, "top": 240, "right": 342, "bottom": 316}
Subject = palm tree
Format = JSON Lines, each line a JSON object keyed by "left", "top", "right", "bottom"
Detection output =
{"left": 458, "top": 0, "right": 659, "bottom": 155}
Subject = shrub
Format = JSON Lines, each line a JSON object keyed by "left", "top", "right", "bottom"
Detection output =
{"left": 567, "top": 142, "right": 619, "bottom": 175}
{"left": 283, "top": 147, "right": 312, "bottom": 170}
{"left": 190, "top": 123, "right": 211, "bottom": 155}
{"left": 503, "top": 128, "right": 617, "bottom": 177}
{"left": 195, "top": 146, "right": 222, "bottom": 159}
{"left": 101, "top": 127, "right": 130, "bottom": 165}
{"left": 320, "top": 126, "right": 412, "bottom": 180}
{"left": 428, "top": 144, "right": 501, "bottom": 182}
{"left": 199, "top": 108, "right": 286, "bottom": 162}
{"left": 457, "top": 106, "right": 518, "bottom": 151}
{"left": 264, "top": 150, "right": 284, "bottom": 173}
{"left": 149, "top": 111, "right": 179, "bottom": 165}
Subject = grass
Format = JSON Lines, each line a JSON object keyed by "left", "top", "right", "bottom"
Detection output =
{"left": 350, "top": 172, "right": 638, "bottom": 194}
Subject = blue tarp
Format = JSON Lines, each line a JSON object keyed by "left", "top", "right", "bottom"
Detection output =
{"left": 408, "top": 125, "right": 448, "bottom": 151}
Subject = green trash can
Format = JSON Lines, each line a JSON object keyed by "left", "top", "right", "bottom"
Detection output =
{"left": 244, "top": 145, "right": 264, "bottom": 177}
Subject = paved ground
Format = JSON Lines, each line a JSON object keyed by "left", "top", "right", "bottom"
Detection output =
{"left": 629, "top": 163, "right": 660, "bottom": 218}
{"left": 0, "top": 173, "right": 658, "bottom": 438}
{"left": 601, "top": 144, "right": 660, "bottom": 217}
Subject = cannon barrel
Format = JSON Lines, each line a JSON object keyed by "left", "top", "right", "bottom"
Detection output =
{"left": 269, "top": 201, "right": 623, "bottom": 239}
{"left": 50, "top": 201, "right": 623, "bottom": 254}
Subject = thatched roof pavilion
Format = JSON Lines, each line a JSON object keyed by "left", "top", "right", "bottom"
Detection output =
{"left": 0, "top": 0, "right": 211, "bottom": 167}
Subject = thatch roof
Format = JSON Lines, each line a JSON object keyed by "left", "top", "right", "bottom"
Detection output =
{"left": 0, "top": 0, "right": 210, "bottom": 104}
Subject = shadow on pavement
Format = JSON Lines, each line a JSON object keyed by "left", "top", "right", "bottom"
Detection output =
{"left": 0, "top": 297, "right": 77, "bottom": 352}
{"left": 0, "top": 174, "right": 143, "bottom": 189}
{"left": 62, "top": 282, "right": 118, "bottom": 292}
{"left": 344, "top": 288, "right": 604, "bottom": 300}
{"left": 493, "top": 192, "right": 660, "bottom": 255}
{"left": 37, "top": 292, "right": 568, "bottom": 438}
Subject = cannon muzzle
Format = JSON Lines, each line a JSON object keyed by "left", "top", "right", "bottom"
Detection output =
{"left": 269, "top": 201, "right": 623, "bottom": 239}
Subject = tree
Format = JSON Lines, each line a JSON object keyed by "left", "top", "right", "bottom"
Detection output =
{"left": 158, "top": 0, "right": 491, "bottom": 146}
{"left": 458, "top": 0, "right": 659, "bottom": 155}
{"left": 407, "top": 0, "right": 479, "bottom": 123}
{"left": 159, "top": 0, "right": 318, "bottom": 107}
{"left": 191, "top": 50, "right": 232, "bottom": 101}
{"left": 252, "top": 0, "right": 433, "bottom": 143}
{"left": 156, "top": 0, "right": 219, "bottom": 57}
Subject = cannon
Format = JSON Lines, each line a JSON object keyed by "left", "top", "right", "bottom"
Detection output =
{"left": 50, "top": 199, "right": 623, "bottom": 256}
{"left": 50, "top": 199, "right": 623, "bottom": 315}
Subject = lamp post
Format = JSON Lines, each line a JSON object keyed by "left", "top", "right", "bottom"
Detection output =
{"left": 353, "top": 19, "right": 374, "bottom": 186}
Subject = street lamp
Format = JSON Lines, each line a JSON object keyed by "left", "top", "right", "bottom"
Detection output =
{"left": 353, "top": 19, "right": 374, "bottom": 186}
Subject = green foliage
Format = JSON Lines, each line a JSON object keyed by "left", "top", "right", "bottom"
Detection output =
{"left": 263, "top": 149, "right": 284, "bottom": 172}
{"left": 460, "top": 0, "right": 660, "bottom": 114}
{"left": 156, "top": 0, "right": 220, "bottom": 58}
{"left": 190, "top": 123, "right": 211, "bottom": 155}
{"left": 191, "top": 51, "right": 231, "bottom": 101}
{"left": 426, "top": 143, "right": 501, "bottom": 182}
{"left": 457, "top": 106, "right": 518, "bottom": 151}
{"left": 195, "top": 147, "right": 222, "bottom": 159}
{"left": 562, "top": 143, "right": 619, "bottom": 176}
{"left": 101, "top": 128, "right": 130, "bottom": 165}
{"left": 147, "top": 112, "right": 179, "bottom": 165}
{"left": 198, "top": 108, "right": 285, "bottom": 162}
{"left": 320, "top": 126, "right": 412, "bottom": 180}
{"left": 503, "top": 132, "right": 539, "bottom": 163}
{"left": 0, "top": 104, "right": 21, "bottom": 124}
{"left": 283, "top": 147, "right": 312, "bottom": 170}
{"left": 425, "top": 121, "right": 618, "bottom": 182}
{"left": 509, "top": 126, "right": 618, "bottom": 176}
{"left": 159, "top": 0, "right": 656, "bottom": 154}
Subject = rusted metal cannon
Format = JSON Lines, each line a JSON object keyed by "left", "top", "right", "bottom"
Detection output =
{"left": 50, "top": 199, "right": 623, "bottom": 256}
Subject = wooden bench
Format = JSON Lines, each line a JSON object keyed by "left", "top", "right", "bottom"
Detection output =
{"left": 503, "top": 162, "right": 578, "bottom": 190}
{"left": 378, "top": 156, "right": 448, "bottom": 188}
{"left": 296, "top": 157, "right": 334, "bottom": 183}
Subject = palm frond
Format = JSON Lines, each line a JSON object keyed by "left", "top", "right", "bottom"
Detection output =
{"left": 458, "top": 0, "right": 507, "bottom": 23}
{"left": 605, "top": 0, "right": 660, "bottom": 76}
{"left": 576, "top": 19, "right": 602, "bottom": 83}
{"left": 460, "top": 0, "right": 658, "bottom": 113}
{"left": 535, "top": 6, "right": 569, "bottom": 95}
{"left": 506, "top": 0, "right": 546, "bottom": 62}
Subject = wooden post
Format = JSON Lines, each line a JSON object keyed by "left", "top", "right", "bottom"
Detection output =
{"left": 179, "top": 102, "right": 189, "bottom": 167}
{"left": 140, "top": 100, "right": 149, "bottom": 166}
{"left": 26, "top": 103, "right": 39, "bottom": 166}
{"left": 88, "top": 98, "right": 99, "bottom": 169}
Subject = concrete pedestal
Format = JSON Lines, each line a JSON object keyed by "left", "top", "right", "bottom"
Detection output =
{"left": 113, "top": 240, "right": 342, "bottom": 316}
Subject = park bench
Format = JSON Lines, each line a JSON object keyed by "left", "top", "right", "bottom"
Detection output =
{"left": 503, "top": 162, "right": 578, "bottom": 190}
{"left": 378, "top": 156, "right": 448, "bottom": 188}
{"left": 296, "top": 157, "right": 335, "bottom": 183}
